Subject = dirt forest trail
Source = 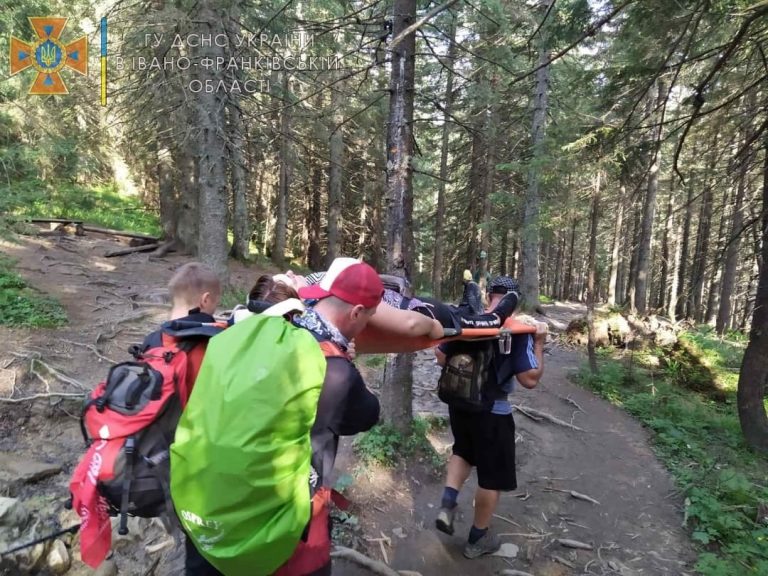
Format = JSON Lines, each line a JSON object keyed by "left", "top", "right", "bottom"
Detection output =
{"left": 1, "top": 231, "right": 698, "bottom": 576}
{"left": 335, "top": 344, "right": 698, "bottom": 576}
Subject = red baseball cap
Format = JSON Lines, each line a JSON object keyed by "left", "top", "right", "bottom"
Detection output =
{"left": 299, "top": 258, "right": 384, "bottom": 309}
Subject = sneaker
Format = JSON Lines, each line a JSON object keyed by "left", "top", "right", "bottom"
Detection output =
{"left": 463, "top": 530, "right": 501, "bottom": 559}
{"left": 435, "top": 507, "right": 456, "bottom": 535}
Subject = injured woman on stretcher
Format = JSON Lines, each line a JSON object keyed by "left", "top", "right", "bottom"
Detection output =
{"left": 227, "top": 258, "right": 535, "bottom": 355}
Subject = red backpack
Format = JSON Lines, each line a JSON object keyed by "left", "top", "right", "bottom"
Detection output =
{"left": 69, "top": 320, "right": 224, "bottom": 568}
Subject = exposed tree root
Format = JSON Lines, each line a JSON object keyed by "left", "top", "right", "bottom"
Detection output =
{"left": 513, "top": 405, "right": 585, "bottom": 431}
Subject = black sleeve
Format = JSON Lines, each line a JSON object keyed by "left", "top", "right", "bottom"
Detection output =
{"left": 314, "top": 357, "right": 380, "bottom": 437}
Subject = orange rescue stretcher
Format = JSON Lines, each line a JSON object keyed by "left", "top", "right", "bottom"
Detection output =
{"left": 355, "top": 317, "right": 537, "bottom": 355}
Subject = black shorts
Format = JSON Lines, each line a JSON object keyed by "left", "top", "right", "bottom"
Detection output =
{"left": 448, "top": 406, "right": 517, "bottom": 491}
{"left": 185, "top": 536, "right": 224, "bottom": 576}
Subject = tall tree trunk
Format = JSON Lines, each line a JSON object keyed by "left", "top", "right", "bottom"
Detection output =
{"left": 157, "top": 141, "right": 177, "bottom": 244}
{"left": 658, "top": 178, "right": 675, "bottom": 311}
{"left": 626, "top": 196, "right": 642, "bottom": 309}
{"left": 587, "top": 172, "right": 601, "bottom": 373}
{"left": 370, "top": 169, "right": 385, "bottom": 272}
{"left": 431, "top": 14, "right": 456, "bottom": 300}
{"left": 195, "top": 3, "right": 229, "bottom": 284}
{"left": 273, "top": 74, "right": 292, "bottom": 268}
{"left": 564, "top": 217, "right": 577, "bottom": 301}
{"left": 499, "top": 226, "right": 509, "bottom": 277}
{"left": 509, "top": 234, "right": 519, "bottom": 279}
{"left": 737, "top": 126, "right": 768, "bottom": 453}
{"left": 478, "top": 77, "right": 498, "bottom": 291}
{"left": 381, "top": 0, "right": 416, "bottom": 435}
{"left": 691, "top": 181, "right": 714, "bottom": 322}
{"left": 229, "top": 100, "right": 249, "bottom": 260}
{"left": 307, "top": 141, "right": 323, "bottom": 270}
{"left": 174, "top": 142, "right": 199, "bottom": 254}
{"left": 690, "top": 137, "right": 718, "bottom": 320}
{"left": 707, "top": 188, "right": 730, "bottom": 324}
{"left": 607, "top": 186, "right": 625, "bottom": 306}
{"left": 635, "top": 80, "right": 666, "bottom": 314}
{"left": 553, "top": 233, "right": 564, "bottom": 300}
{"left": 717, "top": 150, "right": 751, "bottom": 333}
{"left": 676, "top": 174, "right": 696, "bottom": 319}
{"left": 327, "top": 78, "right": 344, "bottom": 267}
{"left": 369, "top": 73, "right": 388, "bottom": 272}
{"left": 466, "top": 130, "right": 485, "bottom": 274}
{"left": 520, "top": 4, "right": 553, "bottom": 310}
{"left": 542, "top": 239, "right": 552, "bottom": 297}
{"left": 668, "top": 188, "right": 683, "bottom": 320}
{"left": 151, "top": 0, "right": 178, "bottom": 249}
{"left": 741, "top": 256, "right": 759, "bottom": 331}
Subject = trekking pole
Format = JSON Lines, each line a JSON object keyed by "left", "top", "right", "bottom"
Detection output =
{"left": 0, "top": 524, "right": 81, "bottom": 557}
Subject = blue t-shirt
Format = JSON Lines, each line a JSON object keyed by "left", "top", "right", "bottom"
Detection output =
{"left": 439, "top": 333, "right": 538, "bottom": 415}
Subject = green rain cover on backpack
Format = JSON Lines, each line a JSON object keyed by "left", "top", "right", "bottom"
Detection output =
{"left": 170, "top": 315, "right": 326, "bottom": 576}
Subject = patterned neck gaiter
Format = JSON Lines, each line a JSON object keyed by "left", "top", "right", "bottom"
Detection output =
{"left": 293, "top": 307, "right": 349, "bottom": 352}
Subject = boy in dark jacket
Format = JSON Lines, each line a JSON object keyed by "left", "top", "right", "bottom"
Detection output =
{"left": 141, "top": 262, "right": 222, "bottom": 401}
{"left": 146, "top": 263, "right": 226, "bottom": 576}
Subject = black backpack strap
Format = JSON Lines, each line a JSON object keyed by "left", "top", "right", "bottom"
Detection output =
{"left": 79, "top": 400, "right": 95, "bottom": 445}
{"left": 118, "top": 436, "right": 136, "bottom": 535}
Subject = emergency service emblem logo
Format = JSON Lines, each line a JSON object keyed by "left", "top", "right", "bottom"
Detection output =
{"left": 10, "top": 17, "right": 88, "bottom": 95}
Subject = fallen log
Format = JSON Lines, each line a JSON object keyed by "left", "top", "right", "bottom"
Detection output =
{"left": 27, "top": 218, "right": 85, "bottom": 236}
{"left": 105, "top": 243, "right": 161, "bottom": 257}
{"left": 29, "top": 218, "right": 84, "bottom": 225}
{"left": 82, "top": 224, "right": 159, "bottom": 242}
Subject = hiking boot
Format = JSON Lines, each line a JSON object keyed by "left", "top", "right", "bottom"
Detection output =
{"left": 491, "top": 290, "right": 520, "bottom": 323}
{"left": 463, "top": 530, "right": 501, "bottom": 559}
{"left": 435, "top": 507, "right": 456, "bottom": 535}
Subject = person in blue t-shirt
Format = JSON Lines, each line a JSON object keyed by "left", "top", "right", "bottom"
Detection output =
{"left": 434, "top": 276, "right": 547, "bottom": 559}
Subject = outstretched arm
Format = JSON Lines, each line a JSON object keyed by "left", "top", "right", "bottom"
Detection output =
{"left": 515, "top": 328, "right": 546, "bottom": 389}
{"left": 369, "top": 301, "right": 445, "bottom": 340}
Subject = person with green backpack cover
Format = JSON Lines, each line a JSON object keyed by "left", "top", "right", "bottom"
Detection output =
{"left": 171, "top": 258, "right": 384, "bottom": 576}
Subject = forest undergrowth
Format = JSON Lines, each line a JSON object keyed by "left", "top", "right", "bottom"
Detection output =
{"left": 577, "top": 330, "right": 767, "bottom": 576}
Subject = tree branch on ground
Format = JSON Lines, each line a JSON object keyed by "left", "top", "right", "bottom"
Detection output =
{"left": 0, "top": 392, "right": 84, "bottom": 403}
{"left": 331, "top": 547, "right": 402, "bottom": 576}
{"left": 513, "top": 404, "right": 585, "bottom": 431}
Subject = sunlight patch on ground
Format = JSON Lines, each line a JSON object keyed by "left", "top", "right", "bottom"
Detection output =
{"left": 426, "top": 431, "right": 452, "bottom": 457}
{"left": 94, "top": 260, "right": 116, "bottom": 272}
{"left": 0, "top": 240, "right": 24, "bottom": 258}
